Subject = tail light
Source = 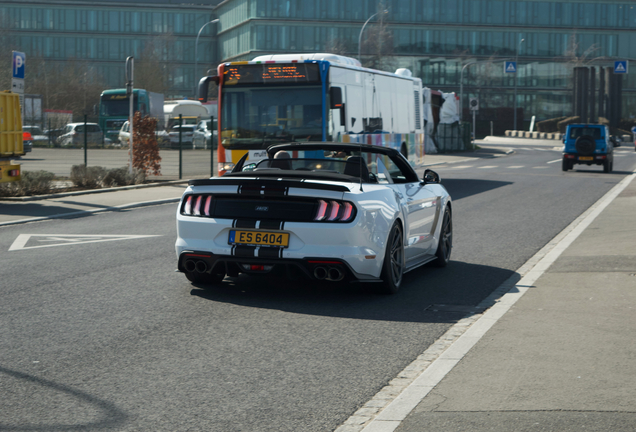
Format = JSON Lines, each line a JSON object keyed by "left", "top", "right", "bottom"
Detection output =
{"left": 181, "top": 194, "right": 213, "bottom": 216}
{"left": 314, "top": 199, "right": 356, "bottom": 222}
{"left": 23, "top": 132, "right": 33, "bottom": 140}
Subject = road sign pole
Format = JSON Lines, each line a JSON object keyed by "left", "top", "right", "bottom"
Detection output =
{"left": 179, "top": 114, "right": 183, "bottom": 180}
{"left": 84, "top": 115, "right": 88, "bottom": 166}
{"left": 472, "top": 109, "right": 476, "bottom": 148}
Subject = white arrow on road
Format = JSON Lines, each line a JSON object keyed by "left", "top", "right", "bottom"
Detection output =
{"left": 8, "top": 234, "right": 162, "bottom": 251}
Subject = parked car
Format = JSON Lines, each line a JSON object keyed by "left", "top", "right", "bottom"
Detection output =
{"left": 562, "top": 124, "right": 614, "bottom": 173}
{"left": 192, "top": 119, "right": 217, "bottom": 149}
{"left": 56, "top": 123, "right": 104, "bottom": 147}
{"left": 22, "top": 126, "right": 47, "bottom": 146}
{"left": 118, "top": 121, "right": 130, "bottom": 146}
{"left": 45, "top": 128, "right": 65, "bottom": 146}
{"left": 118, "top": 121, "right": 170, "bottom": 147}
{"left": 169, "top": 124, "right": 195, "bottom": 149}
{"left": 22, "top": 131, "right": 33, "bottom": 152}
{"left": 176, "top": 142, "right": 453, "bottom": 294}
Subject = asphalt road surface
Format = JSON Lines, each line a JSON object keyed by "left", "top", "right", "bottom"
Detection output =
{"left": 1, "top": 145, "right": 634, "bottom": 431}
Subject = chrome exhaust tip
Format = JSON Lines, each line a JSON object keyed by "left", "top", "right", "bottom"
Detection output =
{"left": 195, "top": 260, "right": 208, "bottom": 273}
{"left": 327, "top": 267, "right": 344, "bottom": 282}
{"left": 184, "top": 259, "right": 196, "bottom": 273}
{"left": 313, "top": 266, "right": 327, "bottom": 280}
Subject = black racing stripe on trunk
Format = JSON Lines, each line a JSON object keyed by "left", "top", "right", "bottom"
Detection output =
{"left": 235, "top": 220, "right": 257, "bottom": 229}
{"left": 259, "top": 220, "right": 283, "bottom": 230}
{"left": 258, "top": 247, "right": 282, "bottom": 259}
{"left": 234, "top": 246, "right": 256, "bottom": 257}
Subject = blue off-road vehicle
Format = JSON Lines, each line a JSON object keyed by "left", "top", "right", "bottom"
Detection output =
{"left": 562, "top": 124, "right": 614, "bottom": 173}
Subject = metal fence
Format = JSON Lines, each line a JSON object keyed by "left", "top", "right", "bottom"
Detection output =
{"left": 432, "top": 122, "right": 472, "bottom": 152}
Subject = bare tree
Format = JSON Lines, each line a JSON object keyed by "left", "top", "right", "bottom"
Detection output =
{"left": 360, "top": 2, "right": 395, "bottom": 71}
{"left": 135, "top": 34, "right": 176, "bottom": 95}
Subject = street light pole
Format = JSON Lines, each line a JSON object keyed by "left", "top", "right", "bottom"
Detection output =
{"left": 514, "top": 38, "right": 525, "bottom": 130}
{"left": 194, "top": 19, "right": 219, "bottom": 98}
{"left": 358, "top": 10, "right": 388, "bottom": 63}
{"left": 460, "top": 61, "right": 477, "bottom": 123}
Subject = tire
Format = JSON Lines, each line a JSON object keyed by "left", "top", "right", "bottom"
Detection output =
{"left": 562, "top": 158, "right": 570, "bottom": 171}
{"left": 433, "top": 207, "right": 453, "bottom": 267}
{"left": 575, "top": 135, "right": 596, "bottom": 156}
{"left": 377, "top": 222, "right": 404, "bottom": 295}
{"left": 603, "top": 159, "right": 610, "bottom": 173}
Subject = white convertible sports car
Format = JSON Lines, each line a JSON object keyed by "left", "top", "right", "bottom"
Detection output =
{"left": 175, "top": 142, "right": 452, "bottom": 294}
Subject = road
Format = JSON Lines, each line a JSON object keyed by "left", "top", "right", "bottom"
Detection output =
{"left": 1, "top": 144, "right": 634, "bottom": 431}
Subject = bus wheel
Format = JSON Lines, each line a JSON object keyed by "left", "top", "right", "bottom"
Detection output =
{"left": 400, "top": 143, "right": 408, "bottom": 158}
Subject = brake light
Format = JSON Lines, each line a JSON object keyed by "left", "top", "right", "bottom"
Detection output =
{"left": 314, "top": 200, "right": 356, "bottom": 222}
{"left": 181, "top": 194, "right": 213, "bottom": 216}
{"left": 22, "top": 132, "right": 33, "bottom": 140}
{"left": 315, "top": 200, "right": 328, "bottom": 221}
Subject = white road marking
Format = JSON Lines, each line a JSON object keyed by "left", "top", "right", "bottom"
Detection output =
{"left": 532, "top": 166, "right": 549, "bottom": 169}
{"left": 445, "top": 165, "right": 473, "bottom": 169}
{"left": 336, "top": 174, "right": 636, "bottom": 432}
{"left": 477, "top": 166, "right": 497, "bottom": 169}
{"left": 8, "top": 234, "right": 162, "bottom": 251}
{"left": 547, "top": 159, "right": 561, "bottom": 164}
{"left": 507, "top": 166, "right": 524, "bottom": 169}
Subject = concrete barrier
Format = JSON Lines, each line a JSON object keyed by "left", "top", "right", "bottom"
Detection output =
{"left": 532, "top": 132, "right": 539, "bottom": 138}
{"left": 524, "top": 131, "right": 532, "bottom": 138}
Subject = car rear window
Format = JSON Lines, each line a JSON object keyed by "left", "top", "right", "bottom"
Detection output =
{"left": 570, "top": 127, "right": 602, "bottom": 139}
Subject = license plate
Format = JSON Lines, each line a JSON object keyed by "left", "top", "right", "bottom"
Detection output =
{"left": 229, "top": 230, "right": 289, "bottom": 247}
{"left": 578, "top": 156, "right": 593, "bottom": 161}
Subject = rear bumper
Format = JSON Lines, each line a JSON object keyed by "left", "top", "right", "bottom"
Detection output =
{"left": 177, "top": 251, "right": 381, "bottom": 283}
{"left": 563, "top": 153, "right": 611, "bottom": 165}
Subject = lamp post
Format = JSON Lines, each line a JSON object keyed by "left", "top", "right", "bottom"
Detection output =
{"left": 358, "top": 10, "right": 388, "bottom": 63}
{"left": 460, "top": 61, "right": 477, "bottom": 122}
{"left": 513, "top": 38, "right": 525, "bottom": 130}
{"left": 194, "top": 19, "right": 219, "bottom": 98}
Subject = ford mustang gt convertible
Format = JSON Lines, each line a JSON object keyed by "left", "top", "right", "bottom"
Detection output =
{"left": 175, "top": 142, "right": 452, "bottom": 294}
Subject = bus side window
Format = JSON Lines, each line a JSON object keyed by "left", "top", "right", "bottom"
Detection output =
{"left": 330, "top": 87, "right": 346, "bottom": 127}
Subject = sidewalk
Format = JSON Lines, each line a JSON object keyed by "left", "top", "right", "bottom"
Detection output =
{"left": 0, "top": 148, "right": 505, "bottom": 226}
{"left": 367, "top": 173, "right": 636, "bottom": 432}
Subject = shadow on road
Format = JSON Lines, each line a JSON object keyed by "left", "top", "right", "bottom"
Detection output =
{"left": 439, "top": 178, "right": 513, "bottom": 201}
{"left": 190, "top": 260, "right": 517, "bottom": 324}
{"left": 0, "top": 365, "right": 128, "bottom": 431}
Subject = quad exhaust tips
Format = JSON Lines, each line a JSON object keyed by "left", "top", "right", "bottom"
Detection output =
{"left": 313, "top": 266, "right": 344, "bottom": 282}
{"left": 185, "top": 259, "right": 209, "bottom": 274}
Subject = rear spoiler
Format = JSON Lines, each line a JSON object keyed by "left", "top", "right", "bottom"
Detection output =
{"left": 188, "top": 178, "right": 351, "bottom": 192}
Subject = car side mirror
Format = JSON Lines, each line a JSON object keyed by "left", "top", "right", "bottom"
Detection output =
{"left": 242, "top": 163, "right": 256, "bottom": 172}
{"left": 422, "top": 169, "right": 441, "bottom": 184}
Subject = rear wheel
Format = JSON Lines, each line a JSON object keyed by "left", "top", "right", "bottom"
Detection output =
{"left": 433, "top": 207, "right": 453, "bottom": 267}
{"left": 377, "top": 222, "right": 404, "bottom": 295}
{"left": 562, "top": 158, "right": 570, "bottom": 171}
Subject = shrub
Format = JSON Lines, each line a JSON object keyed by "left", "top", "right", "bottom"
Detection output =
{"left": 536, "top": 116, "right": 567, "bottom": 133}
{"left": 132, "top": 112, "right": 162, "bottom": 176}
{"left": 0, "top": 170, "right": 55, "bottom": 197}
{"left": 70, "top": 165, "right": 107, "bottom": 188}
{"left": 557, "top": 116, "right": 581, "bottom": 133}
{"left": 102, "top": 167, "right": 145, "bottom": 187}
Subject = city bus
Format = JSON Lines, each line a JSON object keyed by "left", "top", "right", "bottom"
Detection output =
{"left": 198, "top": 53, "right": 425, "bottom": 176}
{"left": 99, "top": 89, "right": 164, "bottom": 142}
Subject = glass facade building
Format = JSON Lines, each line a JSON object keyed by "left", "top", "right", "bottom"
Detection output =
{"left": 1, "top": 0, "right": 220, "bottom": 96}
{"left": 215, "top": 0, "right": 636, "bottom": 123}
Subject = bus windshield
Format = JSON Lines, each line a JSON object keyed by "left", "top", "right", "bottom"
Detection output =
{"left": 221, "top": 86, "right": 322, "bottom": 149}
{"left": 100, "top": 95, "right": 138, "bottom": 117}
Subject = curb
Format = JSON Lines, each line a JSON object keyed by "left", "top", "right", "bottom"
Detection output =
{"left": 0, "top": 197, "right": 182, "bottom": 227}
{"left": 0, "top": 179, "right": 191, "bottom": 202}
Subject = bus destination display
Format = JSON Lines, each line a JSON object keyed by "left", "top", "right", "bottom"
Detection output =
{"left": 224, "top": 64, "right": 321, "bottom": 85}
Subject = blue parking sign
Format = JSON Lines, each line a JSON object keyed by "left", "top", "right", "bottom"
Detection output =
{"left": 12, "top": 51, "right": 25, "bottom": 79}
{"left": 614, "top": 60, "right": 628, "bottom": 74}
